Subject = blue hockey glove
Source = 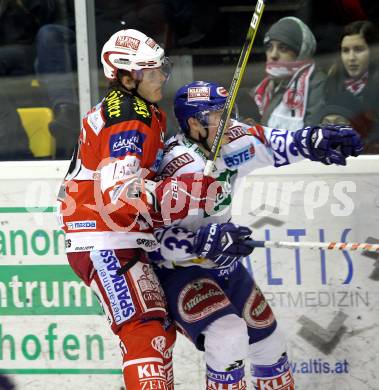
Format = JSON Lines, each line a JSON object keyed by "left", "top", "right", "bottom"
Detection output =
{"left": 193, "top": 222, "right": 255, "bottom": 268}
{"left": 293, "top": 125, "right": 363, "bottom": 165}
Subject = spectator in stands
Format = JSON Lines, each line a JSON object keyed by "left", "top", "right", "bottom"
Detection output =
{"left": 324, "top": 20, "right": 379, "bottom": 147}
{"left": 96, "top": 0, "right": 173, "bottom": 49}
{"left": 0, "top": 0, "right": 56, "bottom": 161}
{"left": 0, "top": 89, "right": 33, "bottom": 160}
{"left": 295, "top": 0, "right": 370, "bottom": 54}
{"left": 166, "top": 0, "right": 211, "bottom": 47}
{"left": 35, "top": 0, "right": 78, "bottom": 159}
{"left": 248, "top": 17, "right": 326, "bottom": 130}
{"left": 314, "top": 91, "right": 370, "bottom": 136}
{"left": 96, "top": 0, "right": 206, "bottom": 51}
{"left": 0, "top": 0, "right": 56, "bottom": 76}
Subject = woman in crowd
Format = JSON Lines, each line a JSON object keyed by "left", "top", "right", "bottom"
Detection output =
{"left": 325, "top": 20, "right": 379, "bottom": 148}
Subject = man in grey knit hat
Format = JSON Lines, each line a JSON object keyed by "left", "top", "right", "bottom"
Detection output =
{"left": 249, "top": 17, "right": 326, "bottom": 130}
{"left": 264, "top": 16, "right": 316, "bottom": 60}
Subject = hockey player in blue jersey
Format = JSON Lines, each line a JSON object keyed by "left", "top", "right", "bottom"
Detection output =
{"left": 151, "top": 81, "right": 362, "bottom": 389}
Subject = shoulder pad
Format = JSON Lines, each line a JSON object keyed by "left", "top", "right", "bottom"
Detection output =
{"left": 102, "top": 89, "right": 153, "bottom": 127}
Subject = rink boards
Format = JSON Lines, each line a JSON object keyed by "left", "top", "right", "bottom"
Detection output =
{"left": 0, "top": 158, "right": 378, "bottom": 389}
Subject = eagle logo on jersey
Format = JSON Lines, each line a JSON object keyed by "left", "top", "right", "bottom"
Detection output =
{"left": 151, "top": 336, "right": 166, "bottom": 355}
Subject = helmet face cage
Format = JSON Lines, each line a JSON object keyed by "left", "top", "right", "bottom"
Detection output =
{"left": 133, "top": 56, "right": 172, "bottom": 84}
{"left": 160, "top": 57, "right": 172, "bottom": 80}
{"left": 194, "top": 104, "right": 225, "bottom": 129}
{"left": 194, "top": 105, "right": 239, "bottom": 133}
{"left": 174, "top": 81, "right": 228, "bottom": 134}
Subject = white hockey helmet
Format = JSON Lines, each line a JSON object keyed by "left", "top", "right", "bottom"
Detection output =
{"left": 101, "top": 29, "right": 167, "bottom": 80}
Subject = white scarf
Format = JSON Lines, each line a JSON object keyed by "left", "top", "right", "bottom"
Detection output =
{"left": 253, "top": 60, "right": 315, "bottom": 130}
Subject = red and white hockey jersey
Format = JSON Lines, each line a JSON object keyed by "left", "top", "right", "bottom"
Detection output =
{"left": 58, "top": 88, "right": 166, "bottom": 253}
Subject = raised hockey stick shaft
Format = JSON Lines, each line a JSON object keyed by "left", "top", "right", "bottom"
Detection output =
{"left": 250, "top": 240, "right": 379, "bottom": 253}
{"left": 204, "top": 0, "right": 265, "bottom": 176}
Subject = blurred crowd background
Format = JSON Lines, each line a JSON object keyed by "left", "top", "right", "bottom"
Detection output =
{"left": 0, "top": 0, "right": 378, "bottom": 161}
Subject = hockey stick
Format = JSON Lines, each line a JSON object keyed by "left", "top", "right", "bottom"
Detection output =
{"left": 249, "top": 240, "right": 379, "bottom": 253}
{"left": 204, "top": 0, "right": 265, "bottom": 176}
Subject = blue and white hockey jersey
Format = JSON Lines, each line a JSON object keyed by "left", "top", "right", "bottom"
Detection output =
{"left": 154, "top": 121, "right": 305, "bottom": 268}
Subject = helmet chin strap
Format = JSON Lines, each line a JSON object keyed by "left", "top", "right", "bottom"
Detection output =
{"left": 187, "top": 125, "right": 211, "bottom": 152}
{"left": 130, "top": 69, "right": 143, "bottom": 95}
{"left": 186, "top": 114, "right": 214, "bottom": 152}
{"left": 197, "top": 116, "right": 212, "bottom": 152}
{"left": 199, "top": 128, "right": 211, "bottom": 152}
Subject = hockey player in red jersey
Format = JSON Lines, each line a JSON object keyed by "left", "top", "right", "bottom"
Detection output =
{"left": 57, "top": 31, "right": 256, "bottom": 389}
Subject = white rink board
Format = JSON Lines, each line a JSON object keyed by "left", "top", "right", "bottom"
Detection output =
{"left": 0, "top": 158, "right": 379, "bottom": 390}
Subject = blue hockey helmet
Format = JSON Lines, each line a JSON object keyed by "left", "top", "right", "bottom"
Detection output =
{"left": 174, "top": 81, "right": 228, "bottom": 134}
